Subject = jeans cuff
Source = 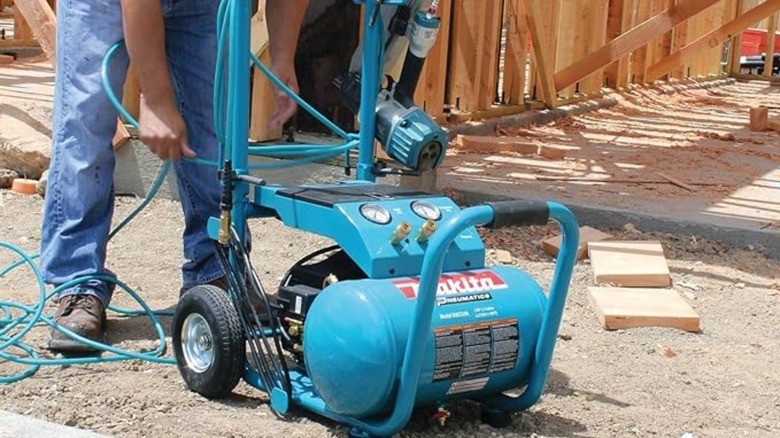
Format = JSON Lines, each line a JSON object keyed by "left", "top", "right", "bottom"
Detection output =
{"left": 182, "top": 270, "right": 224, "bottom": 290}
{"left": 58, "top": 285, "right": 111, "bottom": 308}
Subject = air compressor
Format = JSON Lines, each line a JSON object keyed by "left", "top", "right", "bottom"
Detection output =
{"left": 164, "top": 1, "right": 581, "bottom": 437}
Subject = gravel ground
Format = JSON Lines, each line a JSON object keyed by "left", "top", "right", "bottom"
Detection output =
{"left": 0, "top": 190, "right": 779, "bottom": 438}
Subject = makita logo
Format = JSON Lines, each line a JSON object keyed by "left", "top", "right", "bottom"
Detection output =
{"left": 392, "top": 271, "right": 508, "bottom": 299}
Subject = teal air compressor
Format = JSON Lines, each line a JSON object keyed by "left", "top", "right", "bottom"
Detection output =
{"left": 101, "top": 0, "right": 583, "bottom": 437}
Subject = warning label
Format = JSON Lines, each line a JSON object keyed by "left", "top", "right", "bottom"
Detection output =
{"left": 432, "top": 318, "right": 520, "bottom": 383}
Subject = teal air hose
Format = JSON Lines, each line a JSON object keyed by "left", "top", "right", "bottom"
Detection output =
{"left": 1, "top": 0, "right": 361, "bottom": 384}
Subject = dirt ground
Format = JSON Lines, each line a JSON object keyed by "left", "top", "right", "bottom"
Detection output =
{"left": 0, "top": 187, "right": 778, "bottom": 438}
{"left": 441, "top": 81, "right": 780, "bottom": 233}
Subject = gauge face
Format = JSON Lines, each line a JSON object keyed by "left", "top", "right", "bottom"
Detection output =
{"left": 360, "top": 204, "right": 392, "bottom": 224}
{"left": 411, "top": 200, "right": 442, "bottom": 221}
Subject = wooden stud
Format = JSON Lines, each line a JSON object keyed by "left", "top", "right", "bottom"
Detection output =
{"left": 554, "top": 0, "right": 577, "bottom": 98}
{"left": 122, "top": 66, "right": 141, "bottom": 120}
{"left": 0, "top": 38, "right": 39, "bottom": 49}
{"left": 588, "top": 240, "right": 672, "bottom": 287}
{"left": 765, "top": 12, "right": 778, "bottom": 77}
{"left": 13, "top": 6, "right": 33, "bottom": 41}
{"left": 727, "top": 0, "right": 744, "bottom": 75}
{"left": 584, "top": 0, "right": 610, "bottom": 94}
{"left": 555, "top": 0, "right": 720, "bottom": 90}
{"left": 648, "top": 0, "right": 780, "bottom": 81}
{"left": 749, "top": 106, "right": 768, "bottom": 131}
{"left": 670, "top": 0, "right": 689, "bottom": 79}
{"left": 587, "top": 287, "right": 700, "bottom": 332}
{"left": 522, "top": 0, "right": 560, "bottom": 108}
{"left": 501, "top": 0, "right": 529, "bottom": 105}
{"left": 604, "top": 0, "right": 634, "bottom": 89}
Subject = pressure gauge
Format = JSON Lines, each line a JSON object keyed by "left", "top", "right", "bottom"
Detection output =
{"left": 411, "top": 200, "right": 441, "bottom": 221}
{"left": 360, "top": 204, "right": 392, "bottom": 225}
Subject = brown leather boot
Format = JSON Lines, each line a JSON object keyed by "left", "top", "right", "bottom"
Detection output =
{"left": 48, "top": 294, "right": 107, "bottom": 352}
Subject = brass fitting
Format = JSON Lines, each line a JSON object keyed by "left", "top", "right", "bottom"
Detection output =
{"left": 218, "top": 209, "right": 231, "bottom": 245}
{"left": 416, "top": 219, "right": 437, "bottom": 242}
{"left": 288, "top": 324, "right": 301, "bottom": 337}
{"left": 390, "top": 222, "right": 412, "bottom": 245}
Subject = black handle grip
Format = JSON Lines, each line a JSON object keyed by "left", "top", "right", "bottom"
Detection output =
{"left": 484, "top": 200, "right": 550, "bottom": 229}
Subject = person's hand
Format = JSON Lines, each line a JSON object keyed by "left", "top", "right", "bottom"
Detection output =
{"left": 269, "top": 60, "right": 300, "bottom": 129}
{"left": 139, "top": 98, "right": 196, "bottom": 161}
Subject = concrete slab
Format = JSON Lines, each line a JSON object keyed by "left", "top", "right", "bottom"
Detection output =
{"left": 0, "top": 410, "right": 111, "bottom": 438}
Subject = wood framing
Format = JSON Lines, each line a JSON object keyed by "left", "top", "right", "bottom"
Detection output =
{"left": 13, "top": 0, "right": 56, "bottom": 66}
{"left": 554, "top": 0, "right": 719, "bottom": 90}
{"left": 522, "top": 0, "right": 559, "bottom": 107}
{"left": 647, "top": 0, "right": 780, "bottom": 80}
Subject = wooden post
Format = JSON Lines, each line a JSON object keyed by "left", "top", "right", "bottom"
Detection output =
{"left": 727, "top": 0, "right": 744, "bottom": 75}
{"left": 632, "top": 0, "right": 651, "bottom": 84}
{"left": 523, "top": 0, "right": 560, "bottom": 107}
{"left": 670, "top": 0, "right": 689, "bottom": 79}
{"left": 765, "top": 11, "right": 778, "bottom": 76}
{"left": 604, "top": 0, "right": 632, "bottom": 89}
{"left": 448, "top": 0, "right": 503, "bottom": 113}
{"left": 554, "top": 0, "right": 577, "bottom": 98}
{"left": 584, "top": 0, "right": 610, "bottom": 94}
{"left": 501, "top": 0, "right": 529, "bottom": 105}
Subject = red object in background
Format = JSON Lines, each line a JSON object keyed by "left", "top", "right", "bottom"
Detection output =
{"left": 742, "top": 28, "right": 780, "bottom": 56}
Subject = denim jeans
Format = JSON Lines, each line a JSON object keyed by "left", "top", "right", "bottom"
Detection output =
{"left": 40, "top": 0, "right": 224, "bottom": 307}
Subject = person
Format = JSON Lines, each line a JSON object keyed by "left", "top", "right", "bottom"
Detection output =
{"left": 40, "top": 0, "right": 309, "bottom": 352}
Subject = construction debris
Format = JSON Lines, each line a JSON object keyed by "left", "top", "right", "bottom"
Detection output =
{"left": 11, "top": 178, "right": 37, "bottom": 195}
{"left": 452, "top": 134, "right": 568, "bottom": 159}
{"left": 587, "top": 287, "right": 700, "bottom": 332}
{"left": 658, "top": 345, "right": 677, "bottom": 358}
{"left": 541, "top": 225, "right": 612, "bottom": 260}
{"left": 588, "top": 240, "right": 672, "bottom": 287}
{"left": 0, "top": 168, "right": 18, "bottom": 189}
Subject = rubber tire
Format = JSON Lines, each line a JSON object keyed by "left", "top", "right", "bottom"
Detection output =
{"left": 480, "top": 407, "right": 513, "bottom": 429}
{"left": 173, "top": 285, "right": 245, "bottom": 399}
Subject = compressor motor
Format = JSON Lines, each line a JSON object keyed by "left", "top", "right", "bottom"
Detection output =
{"left": 335, "top": 6, "right": 447, "bottom": 173}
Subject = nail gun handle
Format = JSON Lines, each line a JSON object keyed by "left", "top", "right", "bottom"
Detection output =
{"left": 483, "top": 200, "right": 550, "bottom": 229}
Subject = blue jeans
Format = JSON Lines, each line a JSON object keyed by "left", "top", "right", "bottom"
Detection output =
{"left": 40, "top": 0, "right": 224, "bottom": 307}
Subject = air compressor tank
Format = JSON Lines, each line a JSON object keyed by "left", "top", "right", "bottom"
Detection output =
{"left": 302, "top": 266, "right": 546, "bottom": 418}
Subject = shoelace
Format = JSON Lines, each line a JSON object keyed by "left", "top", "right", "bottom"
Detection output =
{"left": 58, "top": 295, "right": 101, "bottom": 319}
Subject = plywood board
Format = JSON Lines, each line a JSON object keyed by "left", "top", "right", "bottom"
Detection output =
{"left": 588, "top": 287, "right": 700, "bottom": 332}
{"left": 541, "top": 226, "right": 612, "bottom": 260}
{"left": 588, "top": 240, "right": 671, "bottom": 287}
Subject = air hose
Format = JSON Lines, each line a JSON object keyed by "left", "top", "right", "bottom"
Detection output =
{"left": 0, "top": 0, "right": 364, "bottom": 384}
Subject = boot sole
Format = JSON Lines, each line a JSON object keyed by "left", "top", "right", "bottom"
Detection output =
{"left": 47, "top": 337, "right": 104, "bottom": 353}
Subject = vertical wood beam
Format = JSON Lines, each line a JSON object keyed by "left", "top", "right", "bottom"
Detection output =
{"left": 632, "top": 0, "right": 652, "bottom": 84}
{"left": 765, "top": 11, "right": 778, "bottom": 76}
{"left": 727, "top": 0, "right": 744, "bottom": 74}
{"left": 523, "top": 0, "right": 559, "bottom": 107}
{"left": 604, "top": 0, "right": 627, "bottom": 88}
{"left": 502, "top": 0, "right": 530, "bottom": 105}
{"left": 584, "top": 0, "right": 610, "bottom": 94}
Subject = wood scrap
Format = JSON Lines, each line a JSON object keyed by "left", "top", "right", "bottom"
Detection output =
{"left": 453, "top": 135, "right": 538, "bottom": 155}
{"left": 533, "top": 175, "right": 724, "bottom": 186}
{"left": 112, "top": 120, "right": 132, "bottom": 150}
{"left": 588, "top": 241, "right": 671, "bottom": 287}
{"left": 749, "top": 107, "right": 768, "bottom": 131}
{"left": 587, "top": 287, "right": 700, "bottom": 332}
{"left": 541, "top": 226, "right": 612, "bottom": 260}
{"left": 13, "top": 0, "right": 56, "bottom": 67}
{"left": 655, "top": 172, "right": 697, "bottom": 192}
{"left": 0, "top": 54, "right": 13, "bottom": 65}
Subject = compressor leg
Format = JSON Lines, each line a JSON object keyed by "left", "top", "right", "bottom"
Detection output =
{"left": 480, "top": 405, "right": 513, "bottom": 429}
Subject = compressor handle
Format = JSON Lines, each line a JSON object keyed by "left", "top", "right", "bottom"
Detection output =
{"left": 484, "top": 200, "right": 550, "bottom": 228}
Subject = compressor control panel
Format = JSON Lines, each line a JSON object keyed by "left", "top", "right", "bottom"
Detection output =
{"left": 250, "top": 182, "right": 486, "bottom": 279}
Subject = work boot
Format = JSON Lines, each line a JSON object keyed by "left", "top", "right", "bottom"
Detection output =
{"left": 48, "top": 294, "right": 107, "bottom": 352}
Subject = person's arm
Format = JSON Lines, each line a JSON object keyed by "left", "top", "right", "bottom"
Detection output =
{"left": 120, "top": 0, "right": 194, "bottom": 160}
{"left": 266, "top": 0, "right": 310, "bottom": 128}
